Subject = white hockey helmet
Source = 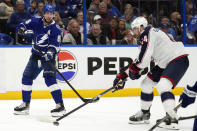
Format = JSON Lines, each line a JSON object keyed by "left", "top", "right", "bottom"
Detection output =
{"left": 131, "top": 17, "right": 148, "bottom": 30}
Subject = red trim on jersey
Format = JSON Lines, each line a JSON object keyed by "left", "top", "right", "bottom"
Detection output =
{"left": 117, "top": 72, "right": 128, "bottom": 79}
{"left": 137, "top": 28, "right": 152, "bottom": 68}
{"left": 129, "top": 64, "right": 141, "bottom": 74}
{"left": 171, "top": 54, "right": 189, "bottom": 62}
{"left": 147, "top": 73, "right": 154, "bottom": 81}
{"left": 160, "top": 75, "right": 175, "bottom": 87}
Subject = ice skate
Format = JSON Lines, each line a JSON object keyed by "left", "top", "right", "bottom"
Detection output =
{"left": 157, "top": 117, "right": 179, "bottom": 130}
{"left": 129, "top": 110, "right": 150, "bottom": 124}
{"left": 14, "top": 102, "right": 30, "bottom": 115}
{"left": 51, "top": 103, "right": 66, "bottom": 117}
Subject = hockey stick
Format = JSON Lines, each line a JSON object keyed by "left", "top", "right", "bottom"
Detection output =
{"left": 33, "top": 45, "right": 90, "bottom": 103}
{"left": 148, "top": 102, "right": 182, "bottom": 131}
{"left": 179, "top": 115, "right": 197, "bottom": 121}
{"left": 52, "top": 86, "right": 115, "bottom": 126}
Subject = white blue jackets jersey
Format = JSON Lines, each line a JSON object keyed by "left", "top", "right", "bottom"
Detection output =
{"left": 17, "top": 17, "right": 61, "bottom": 56}
{"left": 135, "top": 26, "right": 187, "bottom": 69}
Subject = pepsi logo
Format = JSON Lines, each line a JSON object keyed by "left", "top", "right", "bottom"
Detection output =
{"left": 57, "top": 50, "right": 78, "bottom": 82}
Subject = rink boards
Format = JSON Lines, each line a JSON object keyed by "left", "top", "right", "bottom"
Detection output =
{"left": 0, "top": 45, "right": 196, "bottom": 100}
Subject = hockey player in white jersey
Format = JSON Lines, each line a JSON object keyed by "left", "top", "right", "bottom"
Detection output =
{"left": 179, "top": 82, "right": 197, "bottom": 131}
{"left": 14, "top": 4, "right": 66, "bottom": 117}
{"left": 113, "top": 17, "right": 189, "bottom": 130}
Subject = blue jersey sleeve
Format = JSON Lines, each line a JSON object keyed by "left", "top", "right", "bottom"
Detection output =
{"left": 48, "top": 26, "right": 61, "bottom": 54}
{"left": 16, "top": 17, "right": 36, "bottom": 32}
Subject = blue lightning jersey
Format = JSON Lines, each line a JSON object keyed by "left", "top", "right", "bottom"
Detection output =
{"left": 17, "top": 17, "right": 61, "bottom": 56}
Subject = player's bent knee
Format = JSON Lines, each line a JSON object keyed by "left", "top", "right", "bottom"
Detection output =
{"left": 155, "top": 78, "right": 173, "bottom": 94}
{"left": 22, "top": 76, "right": 33, "bottom": 85}
{"left": 44, "top": 76, "right": 57, "bottom": 87}
{"left": 141, "top": 77, "right": 155, "bottom": 94}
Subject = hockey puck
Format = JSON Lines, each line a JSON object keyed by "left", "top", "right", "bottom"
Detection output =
{"left": 53, "top": 121, "right": 59, "bottom": 126}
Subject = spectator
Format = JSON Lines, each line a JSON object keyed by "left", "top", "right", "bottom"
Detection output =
{"left": 54, "top": 11, "right": 65, "bottom": 38}
{"left": 103, "top": 0, "right": 122, "bottom": 17}
{"left": 141, "top": 12, "right": 149, "bottom": 22}
{"left": 93, "top": 14, "right": 102, "bottom": 25}
{"left": 98, "top": 2, "right": 113, "bottom": 26}
{"left": 44, "top": 0, "right": 56, "bottom": 8}
{"left": 0, "top": 0, "right": 14, "bottom": 33}
{"left": 88, "top": 0, "right": 100, "bottom": 14}
{"left": 93, "top": 14, "right": 112, "bottom": 41}
{"left": 87, "top": 24, "right": 110, "bottom": 45}
{"left": 56, "top": 0, "right": 74, "bottom": 29}
{"left": 141, "top": 11, "right": 157, "bottom": 27}
{"left": 87, "top": 10, "right": 95, "bottom": 26}
{"left": 77, "top": 11, "right": 91, "bottom": 34}
{"left": 160, "top": 22, "right": 175, "bottom": 41}
{"left": 186, "top": 15, "right": 196, "bottom": 44}
{"left": 68, "top": 0, "right": 81, "bottom": 18}
{"left": 62, "top": 19, "right": 83, "bottom": 45}
{"left": 0, "top": 33, "right": 14, "bottom": 45}
{"left": 105, "top": 17, "right": 122, "bottom": 43}
{"left": 86, "top": 0, "right": 92, "bottom": 9}
{"left": 160, "top": 16, "right": 176, "bottom": 40}
{"left": 121, "top": 0, "right": 133, "bottom": 13}
{"left": 124, "top": 3, "right": 132, "bottom": 12}
{"left": 27, "top": 0, "right": 37, "bottom": 16}
{"left": 120, "top": 29, "right": 137, "bottom": 45}
{"left": 118, "top": 18, "right": 126, "bottom": 39}
{"left": 111, "top": 0, "right": 121, "bottom": 14}
{"left": 170, "top": 11, "right": 182, "bottom": 41}
{"left": 124, "top": 3, "right": 138, "bottom": 17}
{"left": 55, "top": 0, "right": 72, "bottom": 19}
{"left": 24, "top": 0, "right": 30, "bottom": 10}
{"left": 34, "top": 1, "right": 44, "bottom": 18}
{"left": 186, "top": 0, "right": 193, "bottom": 15}
{"left": 7, "top": 0, "right": 31, "bottom": 42}
{"left": 123, "top": 9, "right": 137, "bottom": 29}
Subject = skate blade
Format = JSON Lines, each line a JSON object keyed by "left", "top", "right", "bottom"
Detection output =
{"left": 129, "top": 120, "right": 150, "bottom": 124}
{"left": 158, "top": 123, "right": 179, "bottom": 130}
{"left": 51, "top": 110, "right": 66, "bottom": 117}
{"left": 14, "top": 110, "right": 29, "bottom": 115}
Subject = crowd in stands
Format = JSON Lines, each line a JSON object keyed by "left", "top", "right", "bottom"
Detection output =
{"left": 0, "top": 0, "right": 197, "bottom": 45}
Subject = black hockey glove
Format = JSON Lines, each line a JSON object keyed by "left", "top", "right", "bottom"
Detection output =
{"left": 43, "top": 51, "right": 54, "bottom": 61}
{"left": 179, "top": 85, "right": 197, "bottom": 108}
{"left": 113, "top": 72, "right": 128, "bottom": 92}
{"left": 18, "top": 27, "right": 25, "bottom": 35}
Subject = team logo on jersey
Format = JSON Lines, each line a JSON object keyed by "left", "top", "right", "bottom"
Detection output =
{"left": 57, "top": 50, "right": 78, "bottom": 82}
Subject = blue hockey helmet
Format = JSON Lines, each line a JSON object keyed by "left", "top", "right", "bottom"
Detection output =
{"left": 43, "top": 4, "right": 55, "bottom": 13}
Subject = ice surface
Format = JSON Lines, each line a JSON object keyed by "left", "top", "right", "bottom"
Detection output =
{"left": 0, "top": 96, "right": 196, "bottom": 131}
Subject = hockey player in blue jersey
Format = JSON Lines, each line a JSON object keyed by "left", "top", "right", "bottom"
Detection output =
{"left": 179, "top": 82, "right": 197, "bottom": 131}
{"left": 14, "top": 4, "right": 66, "bottom": 117}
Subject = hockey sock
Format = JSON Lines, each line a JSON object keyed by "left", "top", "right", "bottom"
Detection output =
{"left": 142, "top": 108, "right": 150, "bottom": 114}
{"left": 51, "top": 89, "right": 63, "bottom": 104}
{"left": 22, "top": 90, "right": 32, "bottom": 102}
{"left": 161, "top": 92, "right": 177, "bottom": 119}
{"left": 141, "top": 92, "right": 153, "bottom": 111}
{"left": 21, "top": 85, "right": 32, "bottom": 103}
{"left": 140, "top": 77, "right": 155, "bottom": 111}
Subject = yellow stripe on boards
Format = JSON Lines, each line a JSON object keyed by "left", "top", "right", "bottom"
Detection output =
{"left": 0, "top": 87, "right": 184, "bottom": 100}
